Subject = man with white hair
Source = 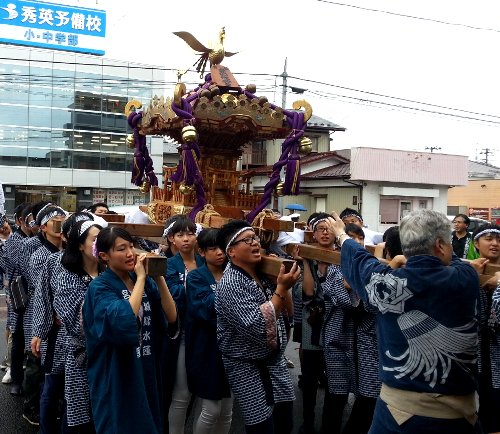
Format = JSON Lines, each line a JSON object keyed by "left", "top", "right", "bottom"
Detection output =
{"left": 330, "top": 209, "right": 482, "bottom": 434}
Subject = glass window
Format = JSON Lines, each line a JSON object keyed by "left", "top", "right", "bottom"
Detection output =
{"left": 0, "top": 104, "right": 28, "bottom": 126}
{"left": 152, "top": 68, "right": 168, "bottom": 99}
{"left": 102, "top": 96, "right": 128, "bottom": 115}
{"left": 0, "top": 127, "right": 28, "bottom": 146}
{"left": 74, "top": 92, "right": 102, "bottom": 111}
{"left": 29, "top": 58, "right": 53, "bottom": 107}
{"left": 75, "top": 57, "right": 102, "bottom": 111}
{"left": 50, "top": 148, "right": 72, "bottom": 168}
{"left": 73, "top": 110, "right": 102, "bottom": 130}
{"left": 28, "top": 147, "right": 51, "bottom": 167}
{"left": 28, "top": 128, "right": 51, "bottom": 148}
{"left": 101, "top": 133, "right": 127, "bottom": 153}
{"left": 103, "top": 61, "right": 128, "bottom": 102}
{"left": 102, "top": 113, "right": 127, "bottom": 133}
{"left": 51, "top": 130, "right": 70, "bottom": 150}
{"left": 52, "top": 52, "right": 76, "bottom": 108}
{"left": 100, "top": 151, "right": 127, "bottom": 171}
{"left": 72, "top": 150, "right": 100, "bottom": 170}
{"left": 52, "top": 80, "right": 75, "bottom": 109}
{"left": 0, "top": 146, "right": 27, "bottom": 166}
{"left": 52, "top": 108, "right": 73, "bottom": 130}
{"left": 28, "top": 107, "right": 52, "bottom": 128}
{"left": 0, "top": 64, "right": 30, "bottom": 105}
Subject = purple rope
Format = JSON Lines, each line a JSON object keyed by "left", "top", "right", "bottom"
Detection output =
{"left": 170, "top": 78, "right": 213, "bottom": 211}
{"left": 246, "top": 110, "right": 306, "bottom": 222}
{"left": 128, "top": 112, "right": 158, "bottom": 188}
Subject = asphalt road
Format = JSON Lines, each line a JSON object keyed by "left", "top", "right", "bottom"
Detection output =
{"left": 0, "top": 294, "right": 338, "bottom": 434}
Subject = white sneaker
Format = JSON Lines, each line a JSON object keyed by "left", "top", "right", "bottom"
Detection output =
{"left": 284, "top": 356, "right": 295, "bottom": 369}
{"left": 2, "top": 368, "right": 12, "bottom": 384}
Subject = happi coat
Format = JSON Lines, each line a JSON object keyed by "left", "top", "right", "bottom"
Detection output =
{"left": 215, "top": 263, "right": 294, "bottom": 426}
{"left": 83, "top": 268, "right": 176, "bottom": 434}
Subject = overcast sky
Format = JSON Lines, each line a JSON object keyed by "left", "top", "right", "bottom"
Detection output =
{"left": 60, "top": 0, "right": 500, "bottom": 165}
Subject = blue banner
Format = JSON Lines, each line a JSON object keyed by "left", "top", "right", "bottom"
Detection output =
{"left": 0, "top": 0, "right": 106, "bottom": 55}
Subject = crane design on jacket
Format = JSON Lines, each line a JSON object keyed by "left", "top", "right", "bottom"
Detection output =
{"left": 173, "top": 27, "right": 238, "bottom": 77}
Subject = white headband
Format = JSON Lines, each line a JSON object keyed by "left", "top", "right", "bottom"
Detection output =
{"left": 163, "top": 221, "right": 176, "bottom": 238}
{"left": 40, "top": 208, "right": 66, "bottom": 226}
{"left": 311, "top": 218, "right": 328, "bottom": 231}
{"left": 225, "top": 226, "right": 254, "bottom": 256}
{"left": 474, "top": 229, "right": 500, "bottom": 240}
{"left": 78, "top": 220, "right": 96, "bottom": 237}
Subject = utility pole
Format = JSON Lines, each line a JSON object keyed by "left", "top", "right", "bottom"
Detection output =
{"left": 425, "top": 146, "right": 441, "bottom": 153}
{"left": 281, "top": 57, "right": 288, "bottom": 109}
{"left": 479, "top": 148, "right": 494, "bottom": 164}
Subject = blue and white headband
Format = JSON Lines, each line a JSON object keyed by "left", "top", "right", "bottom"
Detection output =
{"left": 225, "top": 226, "right": 254, "bottom": 255}
{"left": 341, "top": 212, "right": 363, "bottom": 222}
{"left": 39, "top": 207, "right": 67, "bottom": 227}
{"left": 311, "top": 218, "right": 328, "bottom": 232}
{"left": 474, "top": 229, "right": 500, "bottom": 240}
{"left": 163, "top": 221, "right": 176, "bottom": 238}
{"left": 78, "top": 220, "right": 97, "bottom": 237}
{"left": 0, "top": 213, "right": 6, "bottom": 227}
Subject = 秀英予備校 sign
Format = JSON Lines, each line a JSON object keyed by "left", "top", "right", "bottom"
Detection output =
{"left": 0, "top": 0, "right": 106, "bottom": 55}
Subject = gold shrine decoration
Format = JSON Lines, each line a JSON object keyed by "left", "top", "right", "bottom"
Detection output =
{"left": 125, "top": 99, "right": 142, "bottom": 117}
{"left": 292, "top": 100, "right": 313, "bottom": 122}
{"left": 174, "top": 83, "right": 186, "bottom": 107}
{"left": 173, "top": 28, "right": 239, "bottom": 68}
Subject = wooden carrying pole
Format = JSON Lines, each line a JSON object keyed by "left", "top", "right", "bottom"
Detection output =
{"left": 284, "top": 243, "right": 500, "bottom": 286}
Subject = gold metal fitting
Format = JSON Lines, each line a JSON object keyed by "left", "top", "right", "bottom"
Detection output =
{"left": 126, "top": 134, "right": 135, "bottom": 149}
{"left": 275, "top": 180, "right": 285, "bottom": 197}
{"left": 139, "top": 180, "right": 151, "bottom": 194}
{"left": 299, "top": 137, "right": 313, "bottom": 155}
{"left": 179, "top": 183, "right": 195, "bottom": 195}
{"left": 181, "top": 125, "right": 198, "bottom": 143}
{"left": 246, "top": 84, "right": 257, "bottom": 94}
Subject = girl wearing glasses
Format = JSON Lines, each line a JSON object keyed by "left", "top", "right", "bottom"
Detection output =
{"left": 215, "top": 220, "right": 300, "bottom": 434}
{"left": 165, "top": 216, "right": 205, "bottom": 434}
{"left": 294, "top": 213, "right": 356, "bottom": 434}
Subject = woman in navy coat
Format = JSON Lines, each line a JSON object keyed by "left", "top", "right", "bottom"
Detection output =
{"left": 186, "top": 228, "right": 233, "bottom": 434}
{"left": 165, "top": 216, "right": 205, "bottom": 434}
{"left": 83, "top": 227, "right": 178, "bottom": 434}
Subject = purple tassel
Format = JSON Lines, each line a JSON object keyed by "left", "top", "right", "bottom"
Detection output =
{"left": 127, "top": 111, "right": 158, "bottom": 187}
{"left": 247, "top": 111, "right": 307, "bottom": 222}
{"left": 284, "top": 154, "right": 300, "bottom": 195}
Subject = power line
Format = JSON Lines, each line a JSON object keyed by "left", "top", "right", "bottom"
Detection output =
{"left": 287, "top": 75, "right": 500, "bottom": 120}
{"left": 315, "top": 0, "right": 500, "bottom": 33}
{"left": 304, "top": 87, "right": 500, "bottom": 125}
{"left": 2, "top": 55, "right": 500, "bottom": 126}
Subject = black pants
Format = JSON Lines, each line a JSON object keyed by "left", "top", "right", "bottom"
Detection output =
{"left": 301, "top": 349, "right": 325, "bottom": 429}
{"left": 342, "top": 395, "right": 377, "bottom": 434}
{"left": 245, "top": 401, "right": 293, "bottom": 434}
{"left": 323, "top": 392, "right": 348, "bottom": 434}
{"left": 23, "top": 352, "right": 42, "bottom": 415}
{"left": 10, "top": 315, "right": 25, "bottom": 386}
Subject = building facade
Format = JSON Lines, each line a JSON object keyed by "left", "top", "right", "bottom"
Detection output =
{"left": 447, "top": 160, "right": 500, "bottom": 224}
{"left": 0, "top": 44, "right": 167, "bottom": 213}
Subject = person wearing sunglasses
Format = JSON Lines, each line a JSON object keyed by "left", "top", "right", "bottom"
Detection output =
{"left": 215, "top": 220, "right": 300, "bottom": 434}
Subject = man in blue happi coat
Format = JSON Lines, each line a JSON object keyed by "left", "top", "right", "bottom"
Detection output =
{"left": 330, "top": 209, "right": 483, "bottom": 434}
